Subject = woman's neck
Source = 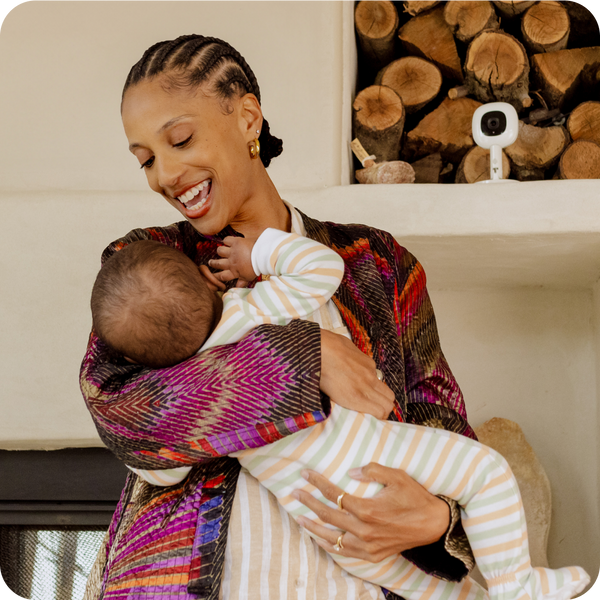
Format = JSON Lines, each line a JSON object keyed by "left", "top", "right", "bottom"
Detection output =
{"left": 229, "top": 170, "right": 291, "bottom": 239}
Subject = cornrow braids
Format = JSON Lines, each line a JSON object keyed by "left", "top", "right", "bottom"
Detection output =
{"left": 123, "top": 34, "right": 283, "bottom": 167}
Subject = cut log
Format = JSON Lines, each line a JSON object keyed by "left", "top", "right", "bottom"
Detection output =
{"left": 563, "top": 2, "right": 600, "bottom": 49}
{"left": 376, "top": 57, "right": 442, "bottom": 114}
{"left": 531, "top": 47, "right": 600, "bottom": 110}
{"left": 492, "top": 1, "right": 536, "bottom": 19}
{"left": 355, "top": 1, "right": 399, "bottom": 73}
{"left": 464, "top": 30, "right": 533, "bottom": 111}
{"left": 352, "top": 85, "right": 406, "bottom": 162}
{"left": 398, "top": 6, "right": 463, "bottom": 82}
{"left": 558, "top": 140, "right": 600, "bottom": 179}
{"left": 355, "top": 160, "right": 415, "bottom": 184}
{"left": 566, "top": 101, "right": 600, "bottom": 146}
{"left": 404, "top": 96, "right": 482, "bottom": 163}
{"left": 521, "top": 1, "right": 570, "bottom": 54}
{"left": 448, "top": 85, "right": 469, "bottom": 100}
{"left": 411, "top": 153, "right": 443, "bottom": 183}
{"left": 505, "top": 121, "right": 569, "bottom": 180}
{"left": 455, "top": 146, "right": 511, "bottom": 183}
{"left": 403, "top": 1, "right": 440, "bottom": 17}
{"left": 443, "top": 1, "right": 499, "bottom": 44}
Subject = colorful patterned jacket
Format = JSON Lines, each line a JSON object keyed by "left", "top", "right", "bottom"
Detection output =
{"left": 80, "top": 211, "right": 476, "bottom": 600}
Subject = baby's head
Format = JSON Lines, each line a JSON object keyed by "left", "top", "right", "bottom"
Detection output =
{"left": 91, "top": 240, "right": 219, "bottom": 368}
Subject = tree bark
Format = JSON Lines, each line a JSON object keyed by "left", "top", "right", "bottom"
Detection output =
{"left": 411, "top": 153, "right": 444, "bottom": 183}
{"left": 558, "top": 140, "right": 600, "bottom": 179}
{"left": 376, "top": 57, "right": 442, "bottom": 114}
{"left": 455, "top": 146, "right": 511, "bottom": 183}
{"left": 505, "top": 121, "right": 570, "bottom": 180}
{"left": 355, "top": 1, "right": 400, "bottom": 74}
{"left": 352, "top": 85, "right": 406, "bottom": 162}
{"left": 492, "top": 1, "right": 536, "bottom": 19}
{"left": 464, "top": 30, "right": 533, "bottom": 111}
{"left": 398, "top": 5, "right": 464, "bottom": 82}
{"left": 531, "top": 47, "right": 600, "bottom": 110}
{"left": 404, "top": 96, "right": 482, "bottom": 163}
{"left": 443, "top": 1, "right": 499, "bottom": 44}
{"left": 521, "top": 1, "right": 570, "bottom": 54}
{"left": 403, "top": 1, "right": 440, "bottom": 17}
{"left": 566, "top": 101, "right": 600, "bottom": 146}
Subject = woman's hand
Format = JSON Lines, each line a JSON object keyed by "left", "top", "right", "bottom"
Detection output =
{"left": 320, "top": 329, "right": 395, "bottom": 420}
{"left": 293, "top": 464, "right": 450, "bottom": 562}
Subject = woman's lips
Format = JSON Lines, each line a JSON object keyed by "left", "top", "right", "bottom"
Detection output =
{"left": 175, "top": 179, "right": 212, "bottom": 218}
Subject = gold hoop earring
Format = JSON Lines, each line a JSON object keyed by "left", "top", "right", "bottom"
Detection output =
{"left": 248, "top": 138, "right": 261, "bottom": 160}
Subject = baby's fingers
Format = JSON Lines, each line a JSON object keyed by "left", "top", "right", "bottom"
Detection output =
{"left": 216, "top": 245, "right": 232, "bottom": 258}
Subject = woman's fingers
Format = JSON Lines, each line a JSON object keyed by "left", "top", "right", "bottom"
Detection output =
{"left": 320, "top": 330, "right": 395, "bottom": 419}
{"left": 294, "top": 465, "right": 451, "bottom": 563}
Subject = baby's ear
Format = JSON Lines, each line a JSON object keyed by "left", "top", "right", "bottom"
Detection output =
{"left": 199, "top": 264, "right": 226, "bottom": 292}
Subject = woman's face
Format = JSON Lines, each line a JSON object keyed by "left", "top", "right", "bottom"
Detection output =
{"left": 121, "top": 77, "right": 261, "bottom": 236}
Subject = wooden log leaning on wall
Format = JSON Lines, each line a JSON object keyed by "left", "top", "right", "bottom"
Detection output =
{"left": 352, "top": 85, "right": 406, "bottom": 162}
{"left": 355, "top": 1, "right": 400, "bottom": 74}
{"left": 375, "top": 57, "right": 442, "bottom": 114}
{"left": 521, "top": 1, "right": 570, "bottom": 55}
{"left": 456, "top": 146, "right": 510, "bottom": 183}
{"left": 532, "top": 47, "right": 600, "bottom": 110}
{"left": 404, "top": 96, "right": 482, "bottom": 163}
{"left": 566, "top": 101, "right": 600, "bottom": 146}
{"left": 443, "top": 1, "right": 499, "bottom": 44}
{"left": 464, "top": 30, "right": 533, "bottom": 111}
{"left": 558, "top": 140, "right": 600, "bottom": 179}
{"left": 398, "top": 5, "right": 464, "bottom": 82}
{"left": 505, "top": 121, "right": 570, "bottom": 180}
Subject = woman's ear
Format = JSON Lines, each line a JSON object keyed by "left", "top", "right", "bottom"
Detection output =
{"left": 199, "top": 264, "right": 226, "bottom": 292}
{"left": 238, "top": 93, "right": 263, "bottom": 141}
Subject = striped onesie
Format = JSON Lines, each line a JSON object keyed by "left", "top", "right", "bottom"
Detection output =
{"left": 130, "top": 228, "right": 589, "bottom": 600}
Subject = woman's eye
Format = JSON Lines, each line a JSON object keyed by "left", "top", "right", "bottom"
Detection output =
{"left": 140, "top": 157, "right": 155, "bottom": 169}
{"left": 173, "top": 135, "right": 192, "bottom": 148}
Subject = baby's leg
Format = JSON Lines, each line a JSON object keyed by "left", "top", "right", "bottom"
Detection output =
{"left": 331, "top": 552, "right": 488, "bottom": 600}
{"left": 385, "top": 425, "right": 590, "bottom": 600}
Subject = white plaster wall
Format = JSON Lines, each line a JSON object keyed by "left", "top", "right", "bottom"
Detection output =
{"left": 0, "top": 1, "right": 344, "bottom": 192}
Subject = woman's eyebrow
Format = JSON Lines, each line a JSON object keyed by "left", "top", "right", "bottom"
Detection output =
{"left": 158, "top": 114, "right": 194, "bottom": 134}
{"left": 129, "top": 115, "right": 194, "bottom": 151}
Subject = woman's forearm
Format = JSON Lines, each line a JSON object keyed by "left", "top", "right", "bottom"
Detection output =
{"left": 81, "top": 319, "right": 325, "bottom": 470}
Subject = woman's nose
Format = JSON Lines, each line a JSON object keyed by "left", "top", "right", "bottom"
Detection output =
{"left": 156, "top": 154, "right": 184, "bottom": 192}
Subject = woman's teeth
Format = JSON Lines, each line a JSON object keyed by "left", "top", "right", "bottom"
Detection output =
{"left": 177, "top": 180, "right": 211, "bottom": 212}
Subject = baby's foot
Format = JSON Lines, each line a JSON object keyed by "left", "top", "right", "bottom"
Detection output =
{"left": 526, "top": 566, "right": 590, "bottom": 600}
{"left": 488, "top": 566, "right": 590, "bottom": 600}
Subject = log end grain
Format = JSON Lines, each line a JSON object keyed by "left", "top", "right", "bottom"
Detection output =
{"left": 566, "top": 100, "right": 600, "bottom": 145}
{"left": 443, "top": 0, "right": 499, "bottom": 43}
{"left": 522, "top": 1, "right": 570, "bottom": 54}
{"left": 456, "top": 146, "right": 511, "bottom": 183}
{"left": 356, "top": 161, "right": 416, "bottom": 184}
{"left": 559, "top": 140, "right": 600, "bottom": 179}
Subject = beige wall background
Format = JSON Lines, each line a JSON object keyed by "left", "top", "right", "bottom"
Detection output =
{"left": 1, "top": 0, "right": 599, "bottom": 587}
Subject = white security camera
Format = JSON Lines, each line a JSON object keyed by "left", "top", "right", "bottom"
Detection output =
{"left": 472, "top": 102, "right": 519, "bottom": 183}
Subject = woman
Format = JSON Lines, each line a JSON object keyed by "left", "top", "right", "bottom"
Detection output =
{"left": 81, "top": 35, "right": 477, "bottom": 600}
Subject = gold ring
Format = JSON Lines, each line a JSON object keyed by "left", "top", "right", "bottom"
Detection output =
{"left": 375, "top": 369, "right": 383, "bottom": 381}
{"left": 337, "top": 492, "right": 346, "bottom": 510}
{"left": 333, "top": 532, "right": 345, "bottom": 552}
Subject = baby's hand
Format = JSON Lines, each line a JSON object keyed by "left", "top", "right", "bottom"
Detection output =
{"left": 209, "top": 236, "right": 257, "bottom": 286}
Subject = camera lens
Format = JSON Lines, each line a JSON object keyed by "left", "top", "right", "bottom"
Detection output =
{"left": 481, "top": 110, "right": 507, "bottom": 136}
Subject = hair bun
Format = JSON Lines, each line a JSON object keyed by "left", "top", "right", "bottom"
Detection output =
{"left": 259, "top": 119, "right": 283, "bottom": 168}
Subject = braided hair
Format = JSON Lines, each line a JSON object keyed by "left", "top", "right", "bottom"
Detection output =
{"left": 122, "top": 35, "right": 283, "bottom": 168}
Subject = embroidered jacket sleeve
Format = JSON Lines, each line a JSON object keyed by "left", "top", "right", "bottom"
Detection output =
{"left": 79, "top": 223, "right": 328, "bottom": 472}
{"left": 379, "top": 228, "right": 476, "bottom": 581}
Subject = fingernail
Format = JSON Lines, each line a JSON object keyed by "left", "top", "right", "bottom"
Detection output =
{"left": 291, "top": 490, "right": 300, "bottom": 500}
{"left": 297, "top": 516, "right": 307, "bottom": 527}
{"left": 300, "top": 469, "right": 309, "bottom": 480}
{"left": 348, "top": 468, "right": 362, "bottom": 478}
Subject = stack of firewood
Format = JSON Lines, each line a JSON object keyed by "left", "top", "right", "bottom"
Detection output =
{"left": 353, "top": 0, "right": 600, "bottom": 183}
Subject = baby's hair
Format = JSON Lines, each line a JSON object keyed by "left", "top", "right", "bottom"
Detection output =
{"left": 122, "top": 34, "right": 283, "bottom": 168}
{"left": 91, "top": 240, "right": 215, "bottom": 368}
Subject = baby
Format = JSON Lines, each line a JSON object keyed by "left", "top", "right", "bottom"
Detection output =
{"left": 91, "top": 230, "right": 590, "bottom": 600}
